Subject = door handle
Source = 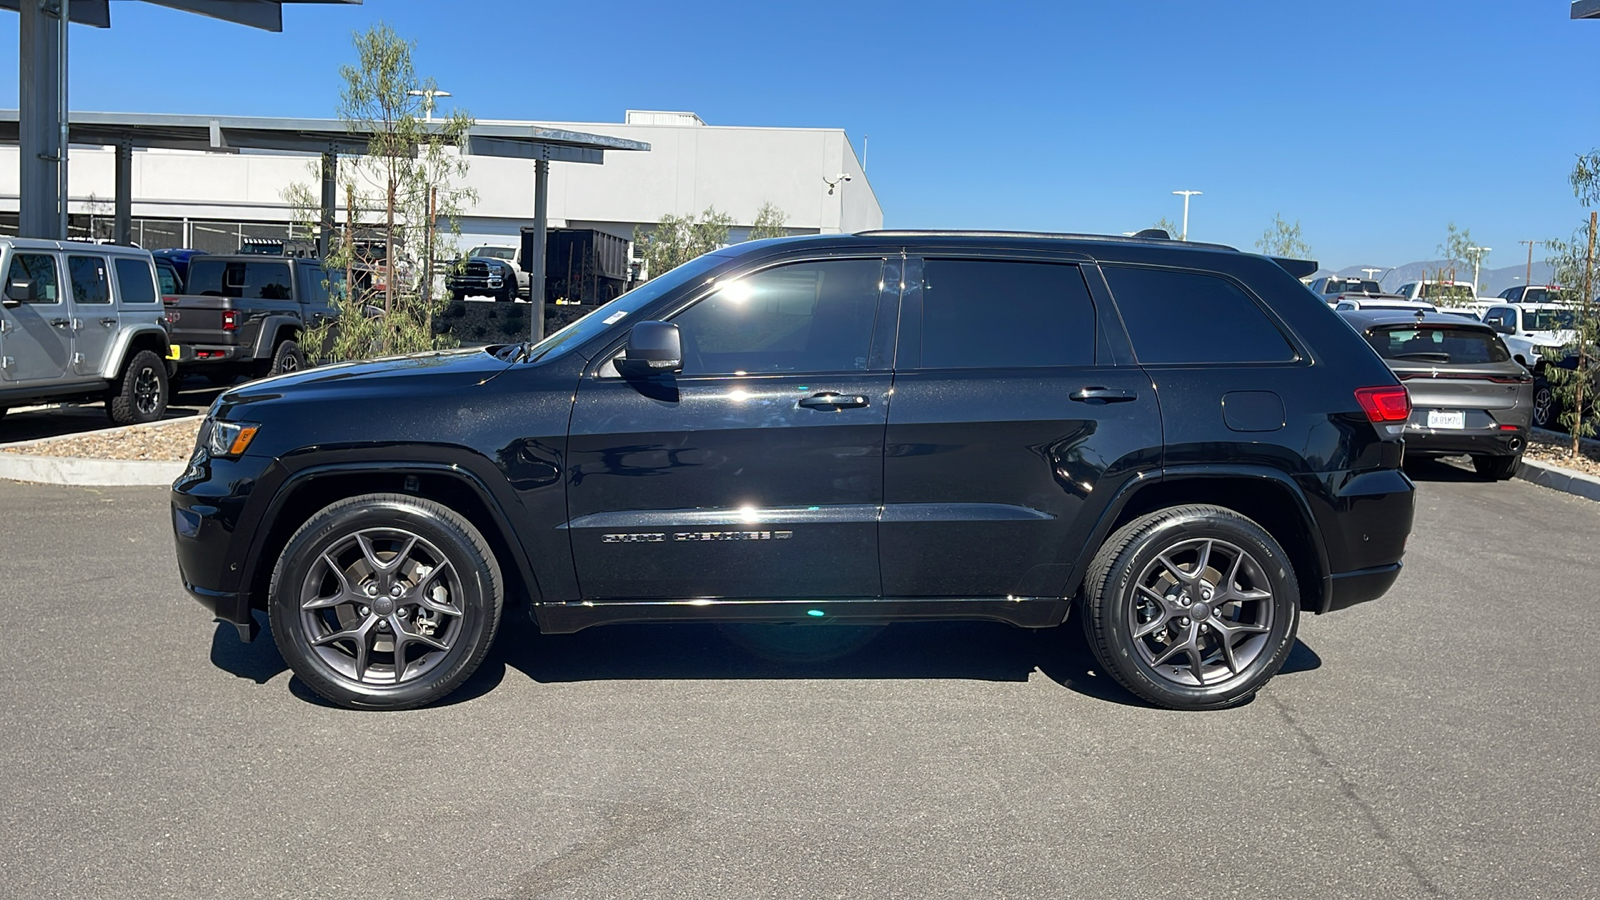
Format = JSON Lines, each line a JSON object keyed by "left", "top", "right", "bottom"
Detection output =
{"left": 100, "top": 317, "right": 117, "bottom": 327}
{"left": 798, "top": 392, "right": 869, "bottom": 410}
{"left": 1070, "top": 386, "right": 1138, "bottom": 403}
{"left": 49, "top": 318, "right": 69, "bottom": 329}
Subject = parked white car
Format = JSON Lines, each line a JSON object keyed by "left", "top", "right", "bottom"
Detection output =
{"left": 0, "top": 238, "right": 172, "bottom": 424}
{"left": 1393, "top": 279, "right": 1482, "bottom": 306}
{"left": 465, "top": 244, "right": 529, "bottom": 298}
{"left": 1477, "top": 302, "right": 1577, "bottom": 371}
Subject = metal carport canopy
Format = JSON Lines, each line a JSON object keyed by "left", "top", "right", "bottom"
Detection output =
{"left": 0, "top": 111, "right": 649, "bottom": 339}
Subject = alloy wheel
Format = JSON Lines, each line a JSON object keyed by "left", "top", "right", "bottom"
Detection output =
{"left": 133, "top": 366, "right": 162, "bottom": 415}
{"left": 298, "top": 527, "right": 466, "bottom": 685}
{"left": 1128, "top": 537, "right": 1275, "bottom": 688}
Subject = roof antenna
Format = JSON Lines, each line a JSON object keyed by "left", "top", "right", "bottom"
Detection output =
{"left": 1132, "top": 228, "right": 1170, "bottom": 240}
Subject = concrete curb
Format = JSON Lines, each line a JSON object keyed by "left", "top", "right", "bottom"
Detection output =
{"left": 0, "top": 453, "right": 185, "bottom": 486}
{"left": 1515, "top": 457, "right": 1600, "bottom": 503}
{"left": 0, "top": 416, "right": 194, "bottom": 486}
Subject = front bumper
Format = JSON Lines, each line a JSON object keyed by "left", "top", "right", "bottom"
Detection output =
{"left": 172, "top": 452, "right": 276, "bottom": 641}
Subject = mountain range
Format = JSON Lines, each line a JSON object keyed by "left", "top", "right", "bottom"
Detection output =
{"left": 1318, "top": 259, "right": 1557, "bottom": 298}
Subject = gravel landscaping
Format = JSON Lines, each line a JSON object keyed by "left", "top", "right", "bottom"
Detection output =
{"left": 1525, "top": 430, "right": 1600, "bottom": 479}
{"left": 0, "top": 417, "right": 201, "bottom": 461}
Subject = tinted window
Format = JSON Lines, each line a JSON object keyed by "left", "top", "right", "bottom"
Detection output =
{"left": 114, "top": 258, "right": 157, "bottom": 304}
{"left": 1365, "top": 325, "right": 1510, "bottom": 364}
{"left": 918, "top": 259, "right": 1095, "bottom": 368}
{"left": 296, "top": 264, "right": 332, "bottom": 308}
{"left": 186, "top": 260, "right": 294, "bottom": 300}
{"left": 155, "top": 262, "right": 181, "bottom": 295}
{"left": 1103, "top": 266, "right": 1296, "bottom": 364}
{"left": 669, "top": 259, "right": 881, "bottom": 376}
{"left": 5, "top": 252, "right": 61, "bottom": 303}
{"left": 67, "top": 255, "right": 111, "bottom": 304}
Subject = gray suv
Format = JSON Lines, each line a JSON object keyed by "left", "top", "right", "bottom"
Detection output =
{"left": 1, "top": 238, "right": 172, "bottom": 426}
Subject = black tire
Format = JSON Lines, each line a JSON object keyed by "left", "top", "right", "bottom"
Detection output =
{"left": 498, "top": 281, "right": 517, "bottom": 303}
{"left": 1472, "top": 453, "right": 1522, "bottom": 481}
{"left": 106, "top": 349, "right": 169, "bottom": 425}
{"left": 265, "top": 339, "right": 305, "bottom": 377}
{"left": 268, "top": 493, "right": 503, "bottom": 710}
{"left": 1081, "top": 505, "right": 1300, "bottom": 711}
{"left": 1532, "top": 378, "right": 1557, "bottom": 430}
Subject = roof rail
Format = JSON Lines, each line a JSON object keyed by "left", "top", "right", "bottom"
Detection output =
{"left": 853, "top": 228, "right": 1238, "bottom": 252}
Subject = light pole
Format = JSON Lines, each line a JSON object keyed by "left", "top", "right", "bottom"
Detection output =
{"left": 407, "top": 87, "right": 452, "bottom": 123}
{"left": 1361, "top": 267, "right": 1383, "bottom": 281}
{"left": 1466, "top": 246, "right": 1491, "bottom": 294}
{"left": 1519, "top": 239, "right": 1537, "bottom": 294}
{"left": 1172, "top": 190, "right": 1202, "bottom": 241}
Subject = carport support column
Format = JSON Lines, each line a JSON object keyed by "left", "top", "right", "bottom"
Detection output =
{"left": 529, "top": 157, "right": 549, "bottom": 342}
{"left": 113, "top": 138, "right": 132, "bottom": 245}
{"left": 318, "top": 150, "right": 337, "bottom": 261}
{"left": 18, "top": 0, "right": 66, "bottom": 240}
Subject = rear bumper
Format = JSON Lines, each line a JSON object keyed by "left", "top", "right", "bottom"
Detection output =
{"left": 170, "top": 342, "right": 254, "bottom": 367}
{"left": 1403, "top": 426, "right": 1526, "bottom": 457}
{"left": 1323, "top": 563, "right": 1403, "bottom": 613}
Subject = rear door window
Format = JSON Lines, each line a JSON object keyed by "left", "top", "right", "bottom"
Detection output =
{"left": 67, "top": 255, "right": 111, "bottom": 304}
{"left": 914, "top": 259, "right": 1096, "bottom": 369}
{"left": 1365, "top": 326, "right": 1510, "bottom": 364}
{"left": 1102, "top": 266, "right": 1297, "bottom": 364}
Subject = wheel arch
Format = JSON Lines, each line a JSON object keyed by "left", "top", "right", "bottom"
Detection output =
{"left": 102, "top": 325, "right": 170, "bottom": 379}
{"left": 252, "top": 316, "right": 303, "bottom": 359}
{"left": 1068, "top": 467, "right": 1330, "bottom": 614}
{"left": 241, "top": 462, "right": 540, "bottom": 621}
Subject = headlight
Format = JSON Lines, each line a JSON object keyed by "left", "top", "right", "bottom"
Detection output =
{"left": 207, "top": 420, "right": 261, "bottom": 458}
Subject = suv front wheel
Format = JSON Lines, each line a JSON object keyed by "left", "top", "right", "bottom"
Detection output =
{"left": 268, "top": 493, "right": 503, "bottom": 710}
{"left": 1081, "top": 505, "right": 1300, "bottom": 710}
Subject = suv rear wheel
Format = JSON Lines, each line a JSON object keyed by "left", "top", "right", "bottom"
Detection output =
{"left": 268, "top": 493, "right": 503, "bottom": 710}
{"left": 258, "top": 339, "right": 305, "bottom": 378}
{"left": 106, "top": 349, "right": 169, "bottom": 425}
{"left": 1081, "top": 505, "right": 1299, "bottom": 710}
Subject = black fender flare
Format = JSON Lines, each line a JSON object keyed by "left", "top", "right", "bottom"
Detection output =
{"left": 1062, "top": 464, "right": 1332, "bottom": 612}
{"left": 238, "top": 459, "right": 544, "bottom": 612}
{"left": 252, "top": 316, "right": 303, "bottom": 359}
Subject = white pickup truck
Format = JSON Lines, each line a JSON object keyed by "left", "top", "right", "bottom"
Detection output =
{"left": 1476, "top": 302, "right": 1576, "bottom": 371}
{"left": 1392, "top": 279, "right": 1483, "bottom": 306}
{"left": 465, "top": 245, "right": 529, "bottom": 299}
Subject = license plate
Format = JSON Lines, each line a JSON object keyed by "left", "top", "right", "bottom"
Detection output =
{"left": 1427, "top": 410, "right": 1465, "bottom": 429}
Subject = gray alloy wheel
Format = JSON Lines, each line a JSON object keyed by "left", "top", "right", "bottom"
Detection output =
{"left": 268, "top": 493, "right": 503, "bottom": 710}
{"left": 107, "top": 349, "right": 169, "bottom": 425}
{"left": 1125, "top": 537, "right": 1276, "bottom": 688}
{"left": 271, "top": 340, "right": 305, "bottom": 376}
{"left": 1081, "top": 505, "right": 1299, "bottom": 710}
{"left": 1532, "top": 381, "right": 1556, "bottom": 430}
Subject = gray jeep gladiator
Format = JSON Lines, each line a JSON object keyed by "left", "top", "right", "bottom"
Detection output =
{"left": 166, "top": 255, "right": 337, "bottom": 381}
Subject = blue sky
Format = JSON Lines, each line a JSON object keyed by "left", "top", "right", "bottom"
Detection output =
{"left": 4, "top": 0, "right": 1599, "bottom": 271}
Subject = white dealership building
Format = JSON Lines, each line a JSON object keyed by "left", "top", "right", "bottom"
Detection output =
{"left": 0, "top": 110, "right": 881, "bottom": 255}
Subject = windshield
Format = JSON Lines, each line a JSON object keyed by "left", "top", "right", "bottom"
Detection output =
{"left": 515, "top": 252, "right": 732, "bottom": 363}
{"left": 1366, "top": 325, "right": 1510, "bottom": 364}
{"left": 1327, "top": 278, "right": 1382, "bottom": 294}
{"left": 1523, "top": 309, "right": 1575, "bottom": 332}
{"left": 471, "top": 247, "right": 516, "bottom": 261}
{"left": 1419, "top": 283, "right": 1476, "bottom": 302}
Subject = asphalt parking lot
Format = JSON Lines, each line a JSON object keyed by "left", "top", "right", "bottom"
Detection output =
{"left": 1, "top": 461, "right": 1596, "bottom": 900}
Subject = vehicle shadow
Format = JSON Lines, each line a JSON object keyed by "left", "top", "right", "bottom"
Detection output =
{"left": 211, "top": 611, "right": 1324, "bottom": 711}
{"left": 1402, "top": 456, "right": 1483, "bottom": 483}
{"left": 0, "top": 378, "right": 224, "bottom": 444}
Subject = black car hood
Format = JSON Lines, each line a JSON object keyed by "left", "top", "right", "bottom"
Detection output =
{"left": 217, "top": 347, "right": 514, "bottom": 412}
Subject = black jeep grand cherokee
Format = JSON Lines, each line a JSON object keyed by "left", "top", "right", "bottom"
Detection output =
{"left": 172, "top": 231, "right": 1415, "bottom": 711}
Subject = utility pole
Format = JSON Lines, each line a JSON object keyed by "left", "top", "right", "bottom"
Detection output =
{"left": 1520, "top": 239, "right": 1537, "bottom": 294}
{"left": 1466, "top": 246, "right": 1491, "bottom": 294}
{"left": 1172, "top": 190, "right": 1202, "bottom": 241}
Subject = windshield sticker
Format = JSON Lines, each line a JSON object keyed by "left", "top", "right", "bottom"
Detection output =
{"left": 603, "top": 311, "right": 628, "bottom": 325}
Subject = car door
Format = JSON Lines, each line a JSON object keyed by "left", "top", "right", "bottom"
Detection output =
{"left": 879, "top": 254, "right": 1162, "bottom": 599}
{"left": 65, "top": 254, "right": 117, "bottom": 377}
{"left": 1, "top": 250, "right": 72, "bottom": 384}
{"left": 565, "top": 255, "right": 894, "bottom": 600}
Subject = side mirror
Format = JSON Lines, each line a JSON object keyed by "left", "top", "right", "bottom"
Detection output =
{"left": 616, "top": 321, "right": 682, "bottom": 377}
{"left": 4, "top": 278, "right": 36, "bottom": 307}
{"left": 1495, "top": 321, "right": 1514, "bottom": 335}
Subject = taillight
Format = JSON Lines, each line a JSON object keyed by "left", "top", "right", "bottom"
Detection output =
{"left": 1355, "top": 385, "right": 1411, "bottom": 423}
{"left": 162, "top": 295, "right": 179, "bottom": 305}
{"left": 222, "top": 310, "right": 238, "bottom": 331}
